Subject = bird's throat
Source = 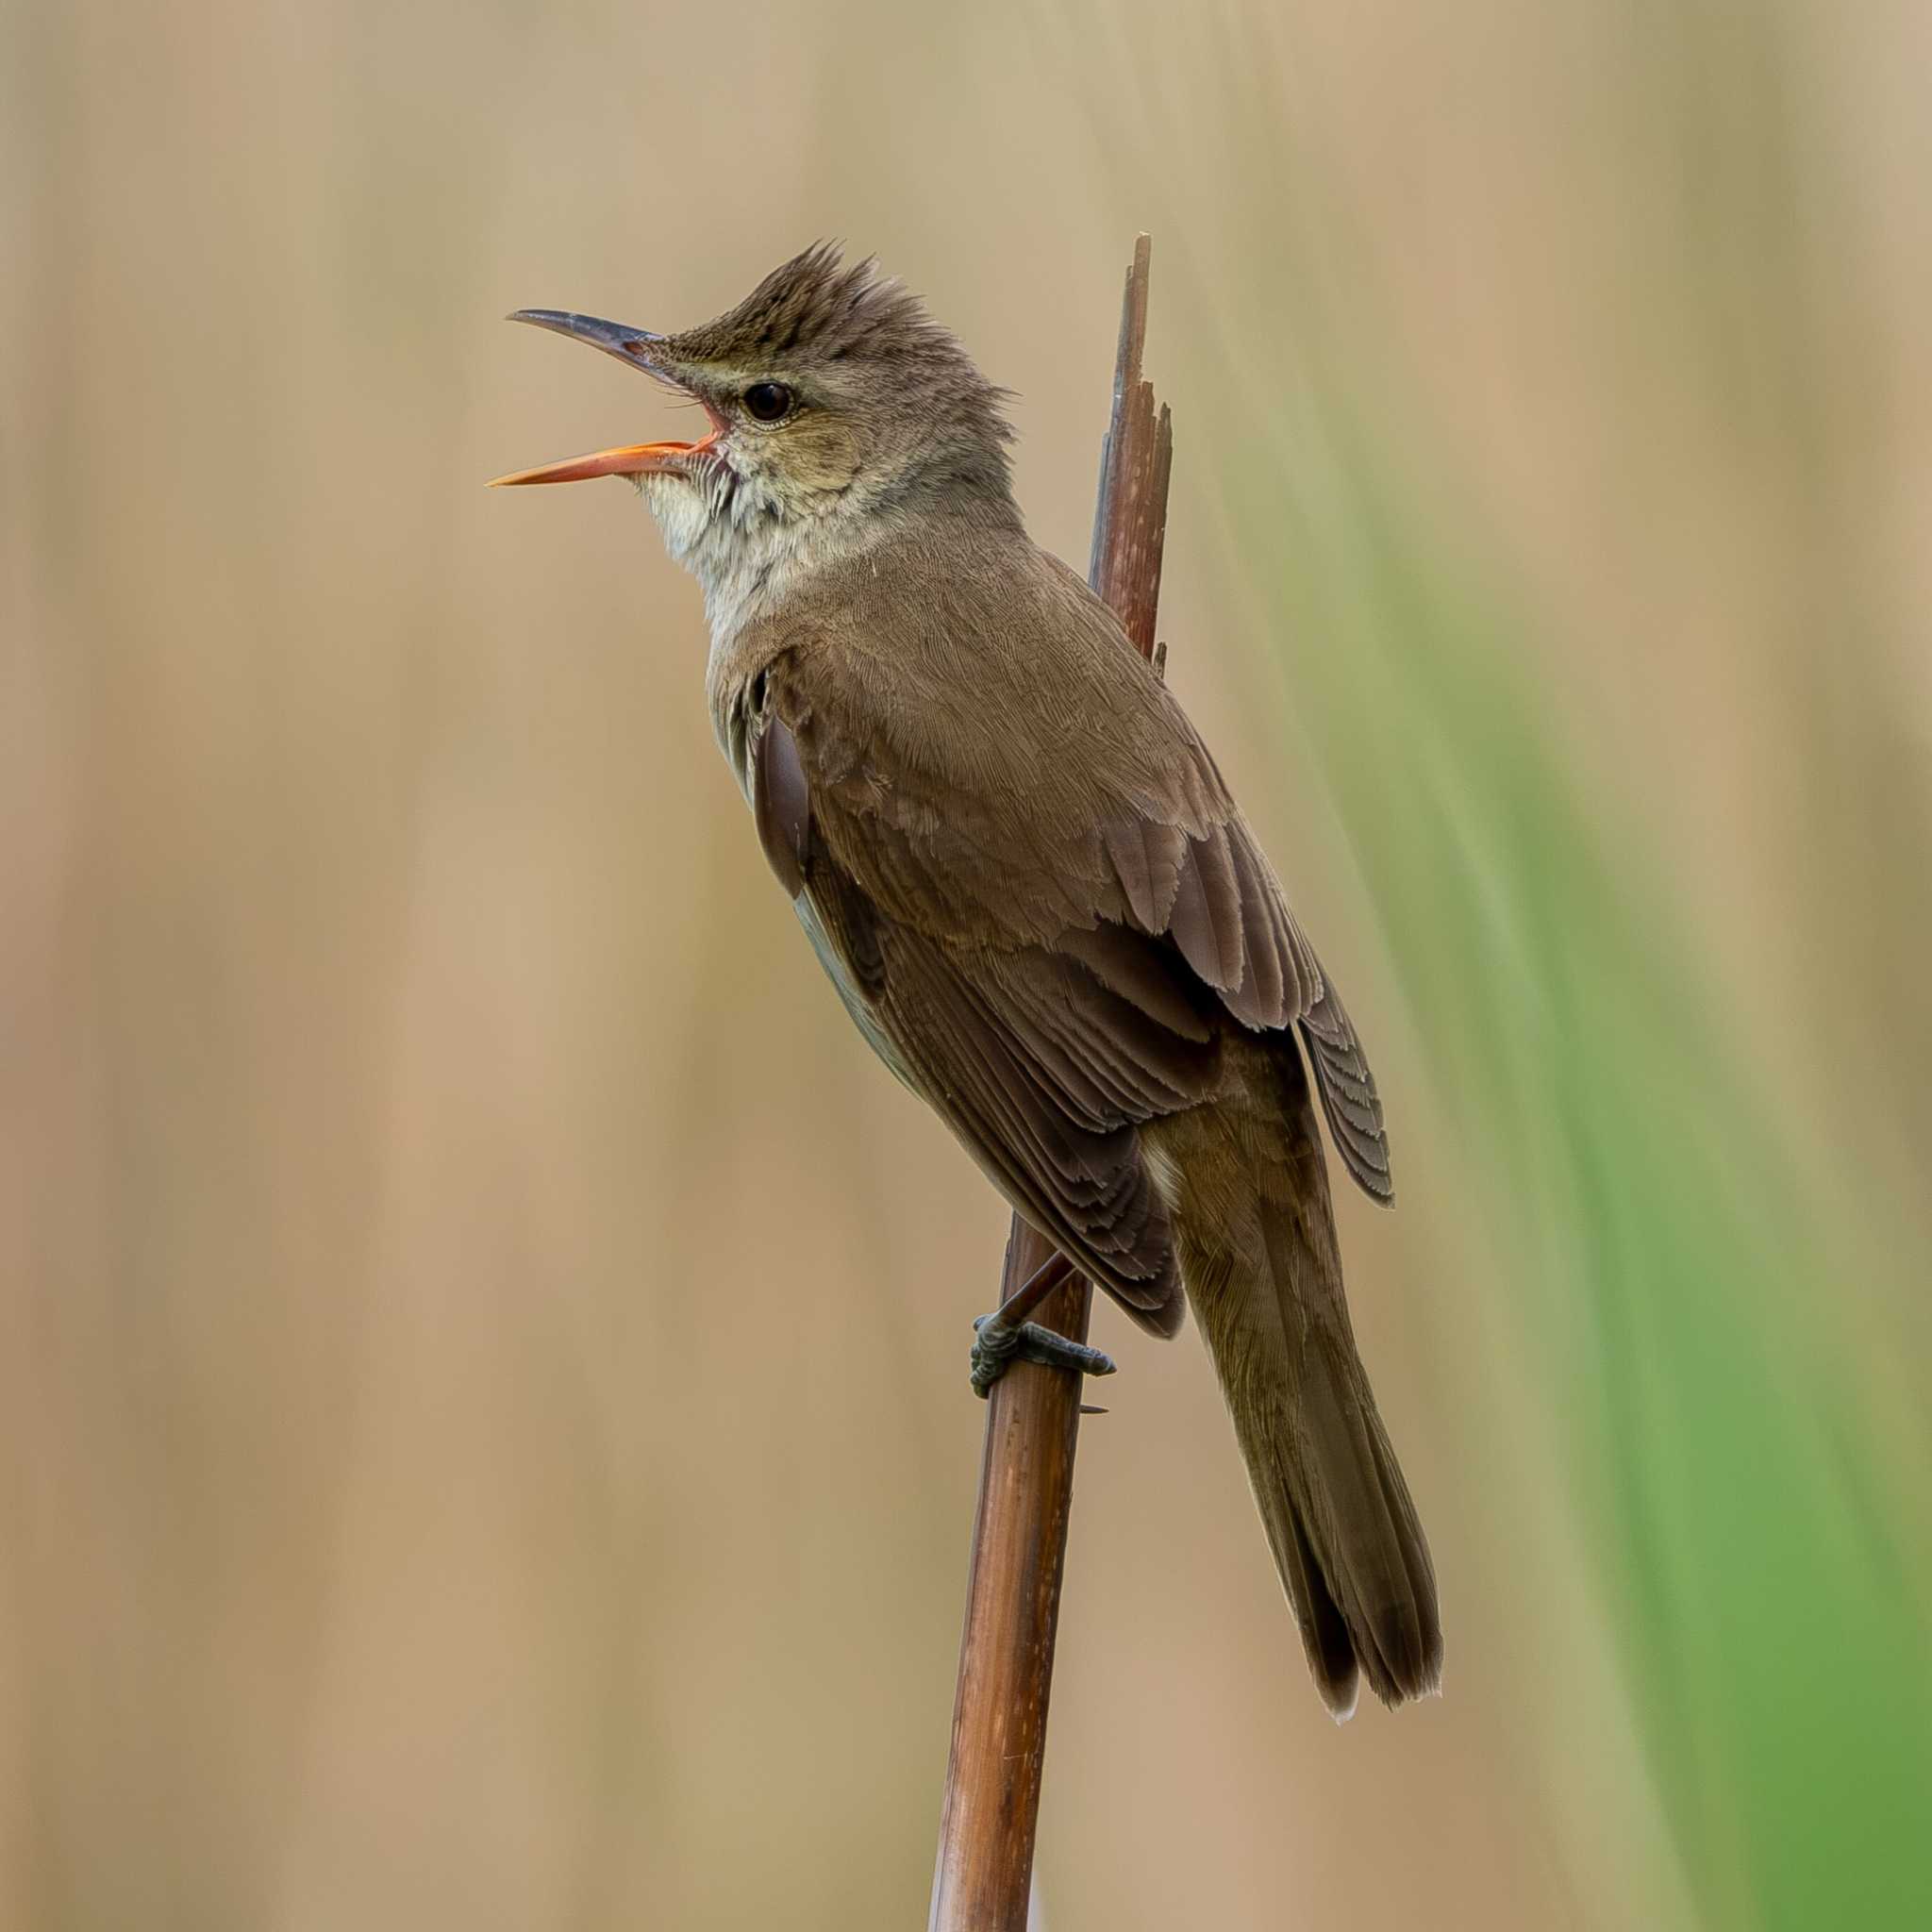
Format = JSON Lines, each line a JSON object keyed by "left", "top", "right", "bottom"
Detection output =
{"left": 639, "top": 465, "right": 881, "bottom": 652}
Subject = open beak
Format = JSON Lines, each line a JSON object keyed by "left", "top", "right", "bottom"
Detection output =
{"left": 489, "top": 439, "right": 704, "bottom": 487}
{"left": 489, "top": 308, "right": 717, "bottom": 487}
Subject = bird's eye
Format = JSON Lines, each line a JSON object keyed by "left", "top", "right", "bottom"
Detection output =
{"left": 741, "top": 381, "right": 794, "bottom": 423}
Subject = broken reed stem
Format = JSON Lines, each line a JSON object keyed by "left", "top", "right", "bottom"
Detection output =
{"left": 927, "top": 234, "right": 1174, "bottom": 1932}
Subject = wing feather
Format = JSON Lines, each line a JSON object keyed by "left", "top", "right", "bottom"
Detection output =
{"left": 751, "top": 710, "right": 811, "bottom": 899}
{"left": 748, "top": 593, "right": 1394, "bottom": 1254}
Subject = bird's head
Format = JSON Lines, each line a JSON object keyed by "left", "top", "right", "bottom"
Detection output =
{"left": 492, "top": 245, "right": 1018, "bottom": 585}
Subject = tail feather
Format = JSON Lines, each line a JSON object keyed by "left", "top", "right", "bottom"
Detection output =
{"left": 1271, "top": 1469, "right": 1362, "bottom": 1719}
{"left": 1297, "top": 1352, "right": 1441, "bottom": 1708}
{"left": 1146, "top": 1038, "right": 1441, "bottom": 1717}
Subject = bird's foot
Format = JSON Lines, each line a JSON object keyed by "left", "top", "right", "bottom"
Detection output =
{"left": 969, "top": 1313, "right": 1117, "bottom": 1399}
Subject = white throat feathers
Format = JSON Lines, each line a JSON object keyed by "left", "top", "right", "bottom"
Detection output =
{"left": 635, "top": 458, "right": 887, "bottom": 652}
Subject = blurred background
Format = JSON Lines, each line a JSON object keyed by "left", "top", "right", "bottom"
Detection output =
{"left": 5, "top": 1, "right": 1929, "bottom": 1925}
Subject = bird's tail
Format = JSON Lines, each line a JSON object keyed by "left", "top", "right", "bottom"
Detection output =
{"left": 1148, "top": 1038, "right": 1441, "bottom": 1719}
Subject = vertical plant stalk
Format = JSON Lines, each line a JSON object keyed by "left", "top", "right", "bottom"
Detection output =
{"left": 928, "top": 234, "right": 1174, "bottom": 1932}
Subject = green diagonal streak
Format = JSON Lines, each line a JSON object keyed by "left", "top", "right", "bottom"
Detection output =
{"left": 1224, "top": 427, "right": 1932, "bottom": 1928}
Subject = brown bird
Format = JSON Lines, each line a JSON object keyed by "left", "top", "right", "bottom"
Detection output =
{"left": 493, "top": 246, "right": 1441, "bottom": 1717}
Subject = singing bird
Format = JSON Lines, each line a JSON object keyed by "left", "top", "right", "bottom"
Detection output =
{"left": 493, "top": 246, "right": 1441, "bottom": 1717}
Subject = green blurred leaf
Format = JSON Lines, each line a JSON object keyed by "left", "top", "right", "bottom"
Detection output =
{"left": 1225, "top": 420, "right": 1932, "bottom": 1927}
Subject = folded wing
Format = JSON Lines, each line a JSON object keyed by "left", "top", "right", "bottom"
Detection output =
{"left": 742, "top": 620, "right": 1391, "bottom": 1326}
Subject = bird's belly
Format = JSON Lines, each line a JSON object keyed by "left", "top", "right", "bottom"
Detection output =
{"left": 791, "top": 892, "right": 920, "bottom": 1094}
{"left": 720, "top": 691, "right": 919, "bottom": 1097}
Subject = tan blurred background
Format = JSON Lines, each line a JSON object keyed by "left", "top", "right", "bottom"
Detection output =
{"left": 6, "top": 2, "right": 1929, "bottom": 1927}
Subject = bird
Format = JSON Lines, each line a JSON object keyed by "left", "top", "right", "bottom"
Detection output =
{"left": 492, "top": 244, "right": 1441, "bottom": 1718}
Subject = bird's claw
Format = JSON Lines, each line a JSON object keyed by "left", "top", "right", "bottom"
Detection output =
{"left": 970, "top": 1312, "right": 1117, "bottom": 1399}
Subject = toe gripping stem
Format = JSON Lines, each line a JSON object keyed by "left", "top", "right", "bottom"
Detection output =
{"left": 969, "top": 1253, "right": 1117, "bottom": 1400}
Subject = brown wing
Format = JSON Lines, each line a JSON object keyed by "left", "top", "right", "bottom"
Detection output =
{"left": 1099, "top": 785, "right": 1392, "bottom": 1202}
{"left": 812, "top": 858, "right": 1213, "bottom": 1331}
{"left": 741, "top": 590, "right": 1391, "bottom": 1327}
